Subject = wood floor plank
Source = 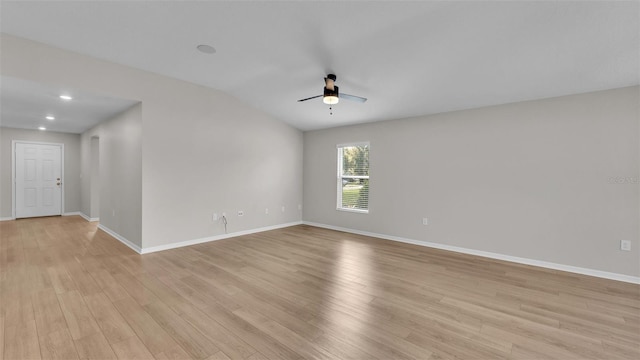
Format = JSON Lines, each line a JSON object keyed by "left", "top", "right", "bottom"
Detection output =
{"left": 88, "top": 269, "right": 130, "bottom": 302}
{"left": 47, "top": 264, "right": 78, "bottom": 294}
{"left": 205, "top": 351, "right": 232, "bottom": 360}
{"left": 113, "top": 272, "right": 160, "bottom": 306}
{"left": 83, "top": 292, "right": 136, "bottom": 344}
{"left": 223, "top": 284, "right": 327, "bottom": 341}
{"left": 25, "top": 263, "right": 53, "bottom": 294}
{"left": 1, "top": 217, "right": 638, "bottom": 360}
{"left": 308, "top": 308, "right": 433, "bottom": 360}
{"left": 3, "top": 320, "right": 41, "bottom": 360}
{"left": 144, "top": 300, "right": 220, "bottom": 359}
{"left": 246, "top": 352, "right": 270, "bottom": 360}
{"left": 153, "top": 344, "right": 193, "bottom": 360}
{"left": 173, "top": 301, "right": 258, "bottom": 359}
{"left": 233, "top": 306, "right": 335, "bottom": 359}
{"left": 131, "top": 273, "right": 187, "bottom": 314}
{"left": 601, "top": 339, "right": 640, "bottom": 359}
{"left": 405, "top": 328, "right": 510, "bottom": 360}
{"left": 73, "top": 332, "right": 117, "bottom": 360}
{"left": 32, "top": 288, "right": 68, "bottom": 337}
{"left": 308, "top": 334, "right": 381, "bottom": 360}
{"left": 202, "top": 302, "right": 304, "bottom": 360}
{"left": 65, "top": 260, "right": 102, "bottom": 297}
{"left": 112, "top": 296, "right": 186, "bottom": 357}
{"left": 57, "top": 290, "right": 102, "bottom": 340}
{"left": 3, "top": 296, "right": 34, "bottom": 328}
{"left": 0, "top": 316, "right": 5, "bottom": 360}
{"left": 110, "top": 335, "right": 155, "bottom": 359}
{"left": 482, "top": 323, "right": 602, "bottom": 359}
{"left": 38, "top": 329, "right": 79, "bottom": 360}
{"left": 156, "top": 274, "right": 215, "bottom": 310}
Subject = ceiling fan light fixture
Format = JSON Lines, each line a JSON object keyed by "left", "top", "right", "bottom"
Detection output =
{"left": 323, "top": 95, "right": 339, "bottom": 105}
{"left": 323, "top": 86, "right": 339, "bottom": 105}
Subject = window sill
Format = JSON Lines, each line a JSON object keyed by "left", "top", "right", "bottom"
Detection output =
{"left": 336, "top": 207, "right": 369, "bottom": 214}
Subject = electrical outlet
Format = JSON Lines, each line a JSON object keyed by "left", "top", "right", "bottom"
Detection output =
{"left": 422, "top": 217, "right": 428, "bottom": 225}
{"left": 212, "top": 213, "right": 218, "bottom": 221}
{"left": 238, "top": 210, "right": 244, "bottom": 217}
{"left": 265, "top": 208, "right": 269, "bottom": 215}
{"left": 621, "top": 240, "right": 631, "bottom": 251}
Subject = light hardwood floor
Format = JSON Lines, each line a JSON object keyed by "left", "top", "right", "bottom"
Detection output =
{"left": 1, "top": 216, "right": 638, "bottom": 359}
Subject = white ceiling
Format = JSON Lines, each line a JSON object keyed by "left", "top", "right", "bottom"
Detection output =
{"left": 0, "top": 76, "right": 139, "bottom": 133}
{"left": 0, "top": 76, "right": 137, "bottom": 134}
{"left": 1, "top": 1, "right": 638, "bottom": 131}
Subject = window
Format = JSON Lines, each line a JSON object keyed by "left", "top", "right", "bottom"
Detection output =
{"left": 337, "top": 143, "right": 369, "bottom": 213}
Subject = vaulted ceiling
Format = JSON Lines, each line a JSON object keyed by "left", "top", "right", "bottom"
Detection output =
{"left": 1, "top": 1, "right": 638, "bottom": 131}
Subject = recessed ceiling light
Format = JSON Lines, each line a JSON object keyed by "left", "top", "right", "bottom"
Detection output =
{"left": 46, "top": 115, "right": 55, "bottom": 120}
{"left": 38, "top": 126, "right": 46, "bottom": 131}
{"left": 59, "top": 95, "right": 73, "bottom": 100}
{"left": 196, "top": 44, "right": 216, "bottom": 54}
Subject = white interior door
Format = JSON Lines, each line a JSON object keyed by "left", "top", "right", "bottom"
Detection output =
{"left": 15, "top": 142, "right": 62, "bottom": 218}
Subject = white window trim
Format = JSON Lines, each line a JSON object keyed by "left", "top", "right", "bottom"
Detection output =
{"left": 336, "top": 142, "right": 370, "bottom": 214}
{"left": 336, "top": 207, "right": 369, "bottom": 214}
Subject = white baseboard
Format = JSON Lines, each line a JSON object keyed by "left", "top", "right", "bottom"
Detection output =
{"left": 141, "top": 221, "right": 303, "bottom": 254}
{"left": 96, "top": 221, "right": 302, "bottom": 255}
{"left": 76, "top": 212, "right": 99, "bottom": 222}
{"left": 303, "top": 221, "right": 640, "bottom": 285}
{"left": 3, "top": 213, "right": 84, "bottom": 221}
{"left": 97, "top": 224, "right": 142, "bottom": 254}
{"left": 3, "top": 213, "right": 79, "bottom": 219}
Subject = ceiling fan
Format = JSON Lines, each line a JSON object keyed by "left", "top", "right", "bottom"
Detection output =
{"left": 297, "top": 74, "right": 367, "bottom": 111}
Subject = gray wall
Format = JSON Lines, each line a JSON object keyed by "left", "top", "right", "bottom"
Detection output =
{"left": 2, "top": 34, "right": 303, "bottom": 249}
{"left": 141, "top": 90, "right": 303, "bottom": 248}
{"left": 81, "top": 104, "right": 142, "bottom": 247}
{"left": 0, "top": 127, "right": 81, "bottom": 218}
{"left": 304, "top": 86, "right": 640, "bottom": 277}
{"left": 89, "top": 137, "right": 100, "bottom": 218}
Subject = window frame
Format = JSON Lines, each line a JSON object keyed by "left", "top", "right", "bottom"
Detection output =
{"left": 336, "top": 142, "right": 370, "bottom": 214}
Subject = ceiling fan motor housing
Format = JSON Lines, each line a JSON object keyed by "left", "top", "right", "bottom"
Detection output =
{"left": 324, "top": 85, "right": 339, "bottom": 98}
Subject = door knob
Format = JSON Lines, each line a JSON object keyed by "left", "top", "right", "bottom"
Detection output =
{"left": 57, "top": 182, "right": 61, "bottom": 186}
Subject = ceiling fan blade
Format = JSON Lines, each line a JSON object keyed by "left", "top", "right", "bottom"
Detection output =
{"left": 340, "top": 93, "right": 367, "bottom": 103}
{"left": 297, "top": 94, "right": 323, "bottom": 102}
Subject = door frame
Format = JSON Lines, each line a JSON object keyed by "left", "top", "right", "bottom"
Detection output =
{"left": 12, "top": 140, "right": 65, "bottom": 219}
